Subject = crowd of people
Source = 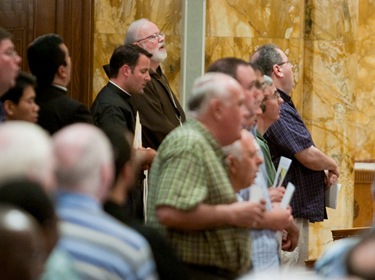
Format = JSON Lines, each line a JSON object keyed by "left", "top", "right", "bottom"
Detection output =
{"left": 0, "top": 18, "right": 370, "bottom": 280}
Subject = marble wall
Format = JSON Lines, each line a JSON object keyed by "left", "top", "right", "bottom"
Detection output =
{"left": 356, "top": 0, "right": 375, "bottom": 161}
{"left": 93, "top": 0, "right": 373, "bottom": 260}
{"left": 93, "top": 0, "right": 182, "bottom": 99}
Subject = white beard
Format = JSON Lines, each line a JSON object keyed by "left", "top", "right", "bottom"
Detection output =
{"left": 152, "top": 49, "right": 167, "bottom": 63}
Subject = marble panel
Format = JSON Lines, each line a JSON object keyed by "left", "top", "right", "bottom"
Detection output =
{"left": 93, "top": 0, "right": 182, "bottom": 100}
{"left": 303, "top": 33, "right": 357, "bottom": 262}
{"left": 206, "top": 0, "right": 304, "bottom": 39}
{"left": 305, "top": 0, "right": 358, "bottom": 41}
{"left": 355, "top": 0, "right": 375, "bottom": 161}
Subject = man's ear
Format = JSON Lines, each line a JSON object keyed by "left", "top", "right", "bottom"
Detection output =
{"left": 210, "top": 99, "right": 223, "bottom": 121}
{"left": 2, "top": 100, "right": 15, "bottom": 117}
{"left": 121, "top": 64, "right": 131, "bottom": 78}
{"left": 273, "top": 64, "right": 284, "bottom": 78}
{"left": 57, "top": 64, "right": 67, "bottom": 79}
{"left": 226, "top": 155, "right": 238, "bottom": 176}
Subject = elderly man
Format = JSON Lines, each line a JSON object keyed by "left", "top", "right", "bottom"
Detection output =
{"left": 0, "top": 121, "right": 55, "bottom": 192}
{"left": 207, "top": 58, "right": 298, "bottom": 272}
{"left": 251, "top": 44, "right": 339, "bottom": 266}
{"left": 124, "top": 18, "right": 186, "bottom": 150}
{"left": 53, "top": 123, "right": 157, "bottom": 279}
{"left": 223, "top": 130, "right": 263, "bottom": 193}
{"left": 27, "top": 34, "right": 93, "bottom": 134}
{"left": 0, "top": 27, "right": 21, "bottom": 97}
{"left": 146, "top": 72, "right": 266, "bottom": 280}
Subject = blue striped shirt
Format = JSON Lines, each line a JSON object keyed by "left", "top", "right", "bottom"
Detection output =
{"left": 56, "top": 192, "right": 158, "bottom": 280}
{"left": 239, "top": 134, "right": 280, "bottom": 272}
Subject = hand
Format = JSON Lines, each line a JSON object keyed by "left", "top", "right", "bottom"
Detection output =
{"left": 268, "top": 187, "right": 285, "bottom": 203}
{"left": 230, "top": 199, "right": 266, "bottom": 229}
{"left": 135, "top": 147, "right": 156, "bottom": 170}
{"left": 282, "top": 220, "right": 299, "bottom": 251}
{"left": 261, "top": 204, "right": 293, "bottom": 231}
{"left": 325, "top": 170, "right": 338, "bottom": 189}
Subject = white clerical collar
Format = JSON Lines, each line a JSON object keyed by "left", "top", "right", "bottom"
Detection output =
{"left": 52, "top": 84, "right": 68, "bottom": 92}
{"left": 109, "top": 80, "right": 131, "bottom": 97}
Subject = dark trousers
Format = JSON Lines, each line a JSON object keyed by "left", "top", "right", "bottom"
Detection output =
{"left": 186, "top": 264, "right": 238, "bottom": 280}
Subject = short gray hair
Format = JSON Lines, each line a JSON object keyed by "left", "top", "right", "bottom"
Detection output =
{"left": 124, "top": 18, "right": 150, "bottom": 44}
{"left": 188, "top": 72, "right": 238, "bottom": 117}
{"left": 0, "top": 122, "right": 54, "bottom": 189}
{"left": 251, "top": 44, "right": 283, "bottom": 76}
{"left": 263, "top": 75, "right": 273, "bottom": 86}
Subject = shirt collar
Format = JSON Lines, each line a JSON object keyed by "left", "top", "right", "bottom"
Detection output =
{"left": 277, "top": 88, "right": 291, "bottom": 102}
{"left": 109, "top": 80, "right": 131, "bottom": 97}
{"left": 52, "top": 84, "right": 68, "bottom": 92}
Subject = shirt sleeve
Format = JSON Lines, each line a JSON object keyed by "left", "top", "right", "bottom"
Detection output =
{"left": 154, "top": 146, "right": 208, "bottom": 211}
{"left": 266, "top": 103, "right": 314, "bottom": 156}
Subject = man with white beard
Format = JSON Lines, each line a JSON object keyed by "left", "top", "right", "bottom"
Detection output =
{"left": 125, "top": 19, "right": 186, "bottom": 150}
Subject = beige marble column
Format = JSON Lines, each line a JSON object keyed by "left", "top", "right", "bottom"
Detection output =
{"left": 355, "top": 1, "right": 375, "bottom": 160}
{"left": 303, "top": 0, "right": 357, "bottom": 259}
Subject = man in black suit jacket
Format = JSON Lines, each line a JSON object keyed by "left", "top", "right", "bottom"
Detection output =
{"left": 91, "top": 44, "right": 152, "bottom": 134}
{"left": 91, "top": 44, "right": 156, "bottom": 221}
{"left": 27, "top": 34, "right": 93, "bottom": 134}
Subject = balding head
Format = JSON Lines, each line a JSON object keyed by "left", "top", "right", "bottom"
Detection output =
{"left": 0, "top": 204, "right": 44, "bottom": 280}
{"left": 0, "top": 121, "right": 55, "bottom": 192}
{"left": 53, "top": 124, "right": 114, "bottom": 200}
{"left": 223, "top": 130, "right": 262, "bottom": 191}
{"left": 188, "top": 73, "right": 248, "bottom": 146}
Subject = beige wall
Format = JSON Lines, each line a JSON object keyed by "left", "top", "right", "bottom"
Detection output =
{"left": 93, "top": 0, "right": 374, "bottom": 260}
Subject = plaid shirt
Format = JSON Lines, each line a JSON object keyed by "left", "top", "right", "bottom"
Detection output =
{"left": 264, "top": 90, "right": 326, "bottom": 222}
{"left": 146, "top": 118, "right": 251, "bottom": 273}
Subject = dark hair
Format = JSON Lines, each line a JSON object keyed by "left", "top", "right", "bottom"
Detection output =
{"left": 0, "top": 179, "right": 56, "bottom": 228}
{"left": 109, "top": 44, "right": 152, "bottom": 78}
{"left": 1, "top": 72, "right": 36, "bottom": 104}
{"left": 249, "top": 62, "right": 264, "bottom": 75}
{"left": 206, "top": 57, "right": 250, "bottom": 81}
{"left": 101, "top": 125, "right": 132, "bottom": 179}
{"left": 0, "top": 27, "right": 12, "bottom": 42}
{"left": 27, "top": 34, "right": 67, "bottom": 86}
{"left": 250, "top": 44, "right": 282, "bottom": 76}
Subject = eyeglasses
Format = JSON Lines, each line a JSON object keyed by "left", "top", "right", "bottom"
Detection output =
{"left": 136, "top": 32, "right": 165, "bottom": 43}
{"left": 263, "top": 89, "right": 280, "bottom": 101}
{"left": 277, "top": 60, "right": 293, "bottom": 67}
{"left": 0, "top": 49, "right": 18, "bottom": 58}
{"left": 249, "top": 80, "right": 264, "bottom": 90}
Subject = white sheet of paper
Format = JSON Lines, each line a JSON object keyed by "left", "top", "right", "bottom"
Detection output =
{"left": 273, "top": 156, "right": 292, "bottom": 187}
{"left": 280, "top": 182, "right": 295, "bottom": 209}
{"left": 133, "top": 111, "right": 142, "bottom": 149}
{"left": 325, "top": 183, "right": 341, "bottom": 209}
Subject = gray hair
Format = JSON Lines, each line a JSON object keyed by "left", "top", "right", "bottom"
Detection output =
{"left": 222, "top": 130, "right": 255, "bottom": 161}
{"left": 263, "top": 75, "right": 273, "bottom": 86}
{"left": 124, "top": 18, "right": 150, "bottom": 44}
{"left": 188, "top": 72, "right": 238, "bottom": 118}
{"left": 251, "top": 44, "right": 283, "bottom": 76}
{"left": 53, "top": 124, "right": 113, "bottom": 195}
{"left": 0, "top": 122, "right": 54, "bottom": 190}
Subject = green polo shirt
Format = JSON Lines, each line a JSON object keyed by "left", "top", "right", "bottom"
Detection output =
{"left": 256, "top": 130, "right": 276, "bottom": 187}
{"left": 146, "top": 118, "right": 251, "bottom": 273}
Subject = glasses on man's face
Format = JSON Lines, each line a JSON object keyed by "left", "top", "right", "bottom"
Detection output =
{"left": 263, "top": 89, "right": 280, "bottom": 101}
{"left": 249, "top": 80, "right": 264, "bottom": 91}
{"left": 277, "top": 60, "right": 293, "bottom": 67}
{"left": 0, "top": 49, "right": 18, "bottom": 58}
{"left": 136, "top": 32, "right": 165, "bottom": 43}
